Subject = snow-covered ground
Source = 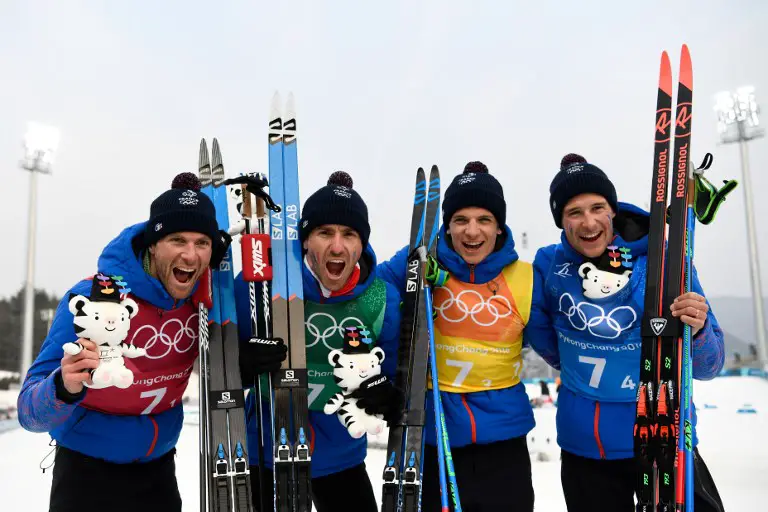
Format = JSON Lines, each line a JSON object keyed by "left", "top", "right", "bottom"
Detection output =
{"left": 1, "top": 376, "right": 765, "bottom": 510}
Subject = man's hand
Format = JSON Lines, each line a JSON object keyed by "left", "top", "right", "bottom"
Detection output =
{"left": 60, "top": 339, "right": 99, "bottom": 394}
{"left": 240, "top": 337, "right": 288, "bottom": 387}
{"left": 670, "top": 292, "right": 709, "bottom": 337}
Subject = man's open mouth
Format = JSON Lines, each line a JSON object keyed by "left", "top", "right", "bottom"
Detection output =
{"left": 579, "top": 231, "right": 602, "bottom": 243}
{"left": 462, "top": 241, "right": 483, "bottom": 251}
{"left": 326, "top": 259, "right": 346, "bottom": 278}
{"left": 173, "top": 267, "right": 195, "bottom": 284}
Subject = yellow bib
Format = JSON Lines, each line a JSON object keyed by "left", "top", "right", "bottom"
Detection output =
{"left": 431, "top": 261, "right": 533, "bottom": 392}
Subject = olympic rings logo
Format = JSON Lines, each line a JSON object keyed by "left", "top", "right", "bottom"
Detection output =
{"left": 433, "top": 288, "right": 512, "bottom": 327}
{"left": 305, "top": 313, "right": 365, "bottom": 350}
{"left": 130, "top": 314, "right": 199, "bottom": 359}
{"left": 558, "top": 293, "right": 637, "bottom": 339}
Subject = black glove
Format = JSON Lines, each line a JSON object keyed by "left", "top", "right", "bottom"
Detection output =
{"left": 349, "top": 375, "right": 401, "bottom": 426}
{"left": 239, "top": 336, "right": 288, "bottom": 387}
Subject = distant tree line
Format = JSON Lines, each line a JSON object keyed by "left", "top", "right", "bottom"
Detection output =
{"left": 0, "top": 287, "right": 61, "bottom": 388}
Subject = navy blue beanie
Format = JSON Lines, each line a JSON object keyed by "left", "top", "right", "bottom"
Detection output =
{"left": 549, "top": 154, "right": 618, "bottom": 228}
{"left": 442, "top": 161, "right": 506, "bottom": 227}
{"left": 299, "top": 171, "right": 370, "bottom": 248}
{"left": 143, "top": 172, "right": 230, "bottom": 267}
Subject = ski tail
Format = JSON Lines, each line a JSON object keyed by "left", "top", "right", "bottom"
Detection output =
{"left": 634, "top": 50, "right": 673, "bottom": 512}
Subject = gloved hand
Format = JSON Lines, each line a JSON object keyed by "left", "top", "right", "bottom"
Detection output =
{"left": 239, "top": 336, "right": 288, "bottom": 387}
{"left": 349, "top": 375, "right": 401, "bottom": 426}
{"left": 425, "top": 253, "right": 449, "bottom": 287}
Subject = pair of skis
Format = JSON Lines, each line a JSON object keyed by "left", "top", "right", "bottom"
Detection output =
{"left": 198, "top": 138, "right": 253, "bottom": 511}
{"left": 634, "top": 44, "right": 699, "bottom": 512}
{"left": 197, "top": 93, "right": 311, "bottom": 511}
{"left": 381, "top": 166, "right": 461, "bottom": 512}
{"left": 263, "top": 92, "right": 312, "bottom": 512}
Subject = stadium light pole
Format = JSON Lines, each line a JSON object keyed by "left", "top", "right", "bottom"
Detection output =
{"left": 19, "top": 122, "right": 59, "bottom": 379}
{"left": 714, "top": 87, "right": 767, "bottom": 369}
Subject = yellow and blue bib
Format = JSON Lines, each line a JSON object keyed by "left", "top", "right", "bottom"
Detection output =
{"left": 432, "top": 261, "right": 533, "bottom": 392}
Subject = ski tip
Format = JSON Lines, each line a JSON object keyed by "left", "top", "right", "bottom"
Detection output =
{"left": 211, "top": 139, "right": 224, "bottom": 186}
{"left": 270, "top": 91, "right": 282, "bottom": 120}
{"left": 659, "top": 51, "right": 673, "bottom": 96}
{"left": 198, "top": 139, "right": 210, "bottom": 169}
{"left": 286, "top": 92, "right": 296, "bottom": 118}
{"left": 679, "top": 44, "right": 692, "bottom": 90}
{"left": 414, "top": 167, "right": 426, "bottom": 189}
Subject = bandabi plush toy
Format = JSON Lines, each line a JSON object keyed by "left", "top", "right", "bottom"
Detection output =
{"left": 324, "top": 325, "right": 387, "bottom": 439}
{"left": 62, "top": 274, "right": 144, "bottom": 389}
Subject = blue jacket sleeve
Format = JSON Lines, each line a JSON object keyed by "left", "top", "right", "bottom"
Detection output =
{"left": 377, "top": 281, "right": 403, "bottom": 381}
{"left": 375, "top": 245, "right": 410, "bottom": 304}
{"left": 17, "top": 281, "right": 90, "bottom": 433}
{"left": 689, "top": 267, "right": 725, "bottom": 380}
{"left": 525, "top": 247, "right": 561, "bottom": 370}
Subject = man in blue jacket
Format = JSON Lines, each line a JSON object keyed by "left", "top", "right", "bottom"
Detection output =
{"left": 527, "top": 154, "right": 726, "bottom": 511}
{"left": 17, "top": 173, "right": 232, "bottom": 511}
{"left": 235, "top": 172, "right": 402, "bottom": 511}
{"left": 379, "top": 162, "right": 536, "bottom": 511}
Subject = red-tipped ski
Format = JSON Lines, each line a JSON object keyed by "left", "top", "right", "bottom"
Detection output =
{"left": 635, "top": 49, "right": 673, "bottom": 512}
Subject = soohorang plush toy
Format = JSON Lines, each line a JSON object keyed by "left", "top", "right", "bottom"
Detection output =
{"left": 578, "top": 244, "right": 634, "bottom": 300}
{"left": 62, "top": 274, "right": 145, "bottom": 389}
{"left": 324, "top": 325, "right": 387, "bottom": 439}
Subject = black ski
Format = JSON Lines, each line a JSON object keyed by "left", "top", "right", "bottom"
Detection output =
{"left": 634, "top": 44, "right": 694, "bottom": 512}
{"left": 634, "top": 50, "right": 673, "bottom": 512}
{"left": 381, "top": 166, "right": 441, "bottom": 512}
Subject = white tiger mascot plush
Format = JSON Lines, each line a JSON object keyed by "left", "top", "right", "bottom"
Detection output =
{"left": 323, "top": 326, "right": 387, "bottom": 439}
{"left": 62, "top": 274, "right": 145, "bottom": 389}
{"left": 578, "top": 244, "right": 634, "bottom": 300}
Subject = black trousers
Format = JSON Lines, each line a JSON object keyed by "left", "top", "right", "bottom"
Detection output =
{"left": 421, "top": 436, "right": 535, "bottom": 512}
{"left": 250, "top": 462, "right": 378, "bottom": 512}
{"left": 49, "top": 446, "right": 181, "bottom": 512}
{"left": 561, "top": 449, "right": 725, "bottom": 512}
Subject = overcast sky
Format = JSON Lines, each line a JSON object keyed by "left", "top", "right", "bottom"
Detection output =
{"left": 2, "top": 0, "right": 767, "bottom": 302}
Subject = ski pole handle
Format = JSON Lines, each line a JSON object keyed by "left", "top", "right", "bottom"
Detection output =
{"left": 192, "top": 268, "right": 213, "bottom": 309}
{"left": 242, "top": 183, "right": 253, "bottom": 219}
{"left": 242, "top": 234, "right": 273, "bottom": 282}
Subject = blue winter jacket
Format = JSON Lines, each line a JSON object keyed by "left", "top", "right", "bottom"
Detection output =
{"left": 527, "top": 203, "right": 725, "bottom": 460}
{"left": 17, "top": 223, "right": 193, "bottom": 463}
{"left": 235, "top": 244, "right": 401, "bottom": 478}
{"left": 377, "top": 225, "right": 535, "bottom": 448}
